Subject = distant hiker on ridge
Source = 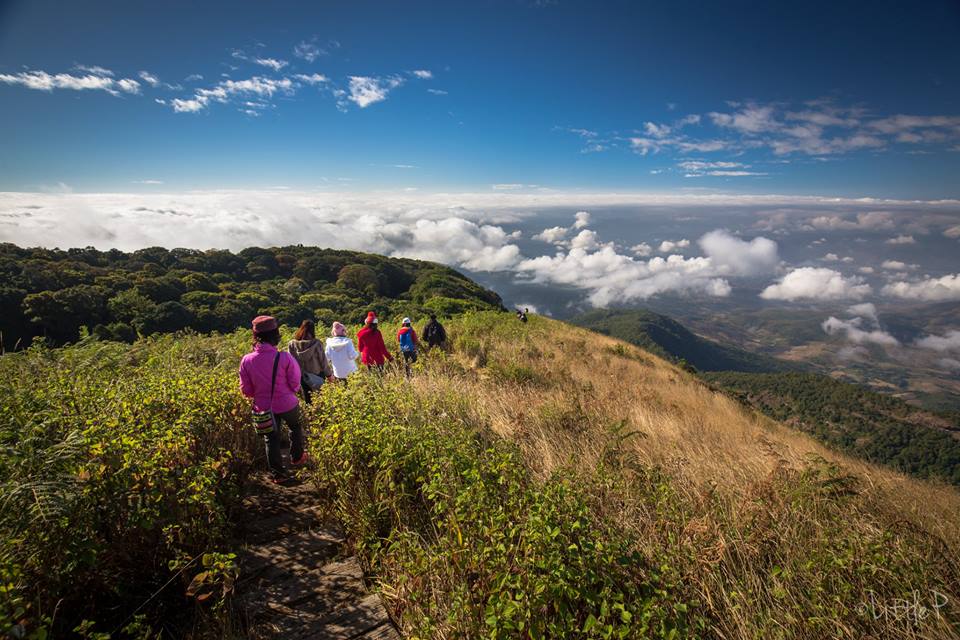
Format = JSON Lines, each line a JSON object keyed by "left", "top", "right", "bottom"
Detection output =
{"left": 397, "top": 316, "right": 419, "bottom": 377}
{"left": 288, "top": 319, "right": 333, "bottom": 404}
{"left": 422, "top": 314, "right": 447, "bottom": 350}
{"left": 357, "top": 311, "right": 392, "bottom": 372}
{"left": 325, "top": 321, "right": 359, "bottom": 383}
{"left": 239, "top": 315, "right": 309, "bottom": 483}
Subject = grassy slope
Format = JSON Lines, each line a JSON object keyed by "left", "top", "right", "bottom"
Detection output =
{"left": 571, "top": 308, "right": 790, "bottom": 373}
{"left": 703, "top": 371, "right": 960, "bottom": 485}
{"left": 3, "top": 313, "right": 960, "bottom": 639}
{"left": 317, "top": 313, "right": 960, "bottom": 639}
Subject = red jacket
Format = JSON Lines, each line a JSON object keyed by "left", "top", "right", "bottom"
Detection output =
{"left": 357, "top": 325, "right": 393, "bottom": 365}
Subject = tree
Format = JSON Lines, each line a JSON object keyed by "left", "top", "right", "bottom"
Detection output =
{"left": 337, "top": 264, "right": 380, "bottom": 294}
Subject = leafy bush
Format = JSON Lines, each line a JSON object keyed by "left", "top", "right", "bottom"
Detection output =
{"left": 311, "top": 376, "right": 698, "bottom": 638}
{"left": 0, "top": 332, "right": 257, "bottom": 637}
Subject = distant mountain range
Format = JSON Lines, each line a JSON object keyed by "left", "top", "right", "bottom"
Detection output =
{"left": 573, "top": 307, "right": 960, "bottom": 486}
{"left": 571, "top": 308, "right": 792, "bottom": 374}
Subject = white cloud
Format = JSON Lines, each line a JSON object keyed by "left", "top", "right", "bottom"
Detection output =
{"left": 699, "top": 230, "right": 780, "bottom": 276}
{"left": 293, "top": 73, "right": 328, "bottom": 85}
{"left": 131, "top": 180, "right": 164, "bottom": 185}
{"left": 254, "top": 58, "right": 288, "bottom": 71}
{"left": 846, "top": 302, "right": 878, "bottom": 324}
{"left": 569, "top": 229, "right": 604, "bottom": 251}
{"left": 658, "top": 239, "right": 690, "bottom": 253}
{"left": 885, "top": 234, "right": 915, "bottom": 245}
{"left": 170, "top": 76, "right": 296, "bottom": 113}
{"left": 678, "top": 160, "right": 744, "bottom": 171}
{"left": 138, "top": 71, "right": 160, "bottom": 87}
{"left": 573, "top": 211, "right": 591, "bottom": 229}
{"left": 915, "top": 330, "right": 960, "bottom": 353}
{"left": 73, "top": 64, "right": 113, "bottom": 76}
{"left": 881, "top": 260, "right": 916, "bottom": 271}
{"left": 0, "top": 70, "right": 140, "bottom": 96}
{"left": 881, "top": 274, "right": 960, "bottom": 301}
{"left": 293, "top": 39, "right": 335, "bottom": 62}
{"left": 630, "top": 242, "right": 653, "bottom": 257}
{"left": 858, "top": 266, "right": 875, "bottom": 274}
{"left": 533, "top": 226, "right": 568, "bottom": 243}
{"left": 492, "top": 184, "right": 524, "bottom": 190}
{"left": 426, "top": 88, "right": 448, "bottom": 95}
{"left": 347, "top": 75, "right": 404, "bottom": 108}
{"left": 822, "top": 316, "right": 899, "bottom": 346}
{"left": 944, "top": 225, "right": 960, "bottom": 239}
{"left": 411, "top": 69, "right": 433, "bottom": 79}
{"left": 809, "top": 211, "right": 895, "bottom": 231}
{"left": 760, "top": 267, "right": 871, "bottom": 301}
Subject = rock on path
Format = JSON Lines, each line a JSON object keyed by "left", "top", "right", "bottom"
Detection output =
{"left": 236, "top": 474, "right": 400, "bottom": 640}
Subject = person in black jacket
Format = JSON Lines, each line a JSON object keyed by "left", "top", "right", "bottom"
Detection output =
{"left": 422, "top": 314, "right": 447, "bottom": 350}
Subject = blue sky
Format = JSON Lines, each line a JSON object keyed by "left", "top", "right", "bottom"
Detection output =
{"left": 1, "top": 0, "right": 959, "bottom": 198}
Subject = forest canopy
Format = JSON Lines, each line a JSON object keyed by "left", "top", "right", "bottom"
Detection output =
{"left": 0, "top": 243, "right": 503, "bottom": 348}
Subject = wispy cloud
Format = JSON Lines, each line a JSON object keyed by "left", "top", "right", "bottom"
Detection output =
{"left": 254, "top": 57, "right": 288, "bottom": 72}
{"left": 0, "top": 69, "right": 140, "bottom": 96}
{"left": 293, "top": 38, "right": 339, "bottom": 62}
{"left": 411, "top": 69, "right": 433, "bottom": 79}
{"left": 171, "top": 76, "right": 296, "bottom": 113}
{"left": 346, "top": 75, "right": 404, "bottom": 108}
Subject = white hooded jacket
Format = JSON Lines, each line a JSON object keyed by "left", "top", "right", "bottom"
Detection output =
{"left": 325, "top": 336, "right": 359, "bottom": 378}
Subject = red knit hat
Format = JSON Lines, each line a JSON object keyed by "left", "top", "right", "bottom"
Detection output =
{"left": 365, "top": 311, "right": 377, "bottom": 325}
{"left": 252, "top": 315, "right": 278, "bottom": 333}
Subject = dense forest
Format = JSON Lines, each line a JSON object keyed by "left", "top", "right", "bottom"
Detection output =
{"left": 0, "top": 243, "right": 503, "bottom": 348}
{"left": 572, "top": 308, "right": 791, "bottom": 373}
{"left": 704, "top": 371, "right": 960, "bottom": 485}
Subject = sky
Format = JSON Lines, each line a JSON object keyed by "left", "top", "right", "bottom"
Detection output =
{"left": 1, "top": 0, "right": 959, "bottom": 368}
{"left": 1, "top": 0, "right": 959, "bottom": 197}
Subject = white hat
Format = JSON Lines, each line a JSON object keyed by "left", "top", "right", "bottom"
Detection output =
{"left": 402, "top": 317, "right": 411, "bottom": 324}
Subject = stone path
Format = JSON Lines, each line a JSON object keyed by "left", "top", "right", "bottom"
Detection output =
{"left": 235, "top": 474, "right": 400, "bottom": 640}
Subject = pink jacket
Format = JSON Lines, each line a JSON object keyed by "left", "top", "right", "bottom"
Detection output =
{"left": 239, "top": 343, "right": 301, "bottom": 414}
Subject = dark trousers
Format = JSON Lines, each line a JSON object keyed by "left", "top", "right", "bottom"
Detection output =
{"left": 402, "top": 350, "right": 417, "bottom": 376}
{"left": 263, "top": 405, "right": 305, "bottom": 476}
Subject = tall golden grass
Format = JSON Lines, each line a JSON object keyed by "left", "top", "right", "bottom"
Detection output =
{"left": 394, "top": 311, "right": 960, "bottom": 639}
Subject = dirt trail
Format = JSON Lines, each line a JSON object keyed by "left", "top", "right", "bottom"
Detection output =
{"left": 235, "top": 475, "right": 400, "bottom": 639}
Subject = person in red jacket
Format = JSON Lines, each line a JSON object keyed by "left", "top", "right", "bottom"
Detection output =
{"left": 356, "top": 311, "right": 393, "bottom": 372}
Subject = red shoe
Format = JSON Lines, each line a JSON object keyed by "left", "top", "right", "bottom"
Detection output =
{"left": 290, "top": 452, "right": 310, "bottom": 467}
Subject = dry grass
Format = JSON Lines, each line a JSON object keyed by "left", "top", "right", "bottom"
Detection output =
{"left": 403, "top": 312, "right": 960, "bottom": 639}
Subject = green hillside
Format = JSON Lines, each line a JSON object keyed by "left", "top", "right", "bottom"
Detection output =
{"left": 704, "top": 371, "right": 960, "bottom": 486}
{"left": 0, "top": 243, "right": 503, "bottom": 349}
{"left": 572, "top": 308, "right": 789, "bottom": 373}
{"left": 3, "top": 313, "right": 959, "bottom": 639}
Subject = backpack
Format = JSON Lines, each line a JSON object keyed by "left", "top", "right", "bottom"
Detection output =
{"left": 398, "top": 329, "right": 416, "bottom": 353}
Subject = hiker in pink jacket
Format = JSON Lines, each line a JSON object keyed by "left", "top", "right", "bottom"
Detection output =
{"left": 239, "top": 315, "right": 308, "bottom": 482}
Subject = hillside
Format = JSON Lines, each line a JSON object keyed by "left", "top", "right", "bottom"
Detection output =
{"left": 2, "top": 312, "right": 959, "bottom": 639}
{"left": 704, "top": 371, "right": 960, "bottom": 485}
{"left": 572, "top": 308, "right": 790, "bottom": 373}
{"left": 0, "top": 243, "right": 503, "bottom": 349}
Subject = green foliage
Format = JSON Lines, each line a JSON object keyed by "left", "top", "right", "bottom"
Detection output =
{"left": 0, "top": 332, "right": 257, "bottom": 637}
{"left": 573, "top": 309, "right": 791, "bottom": 373}
{"left": 313, "top": 376, "right": 696, "bottom": 638}
{"left": 705, "top": 371, "right": 960, "bottom": 485}
{"left": 0, "top": 243, "right": 503, "bottom": 347}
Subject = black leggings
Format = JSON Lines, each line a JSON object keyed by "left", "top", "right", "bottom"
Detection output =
{"left": 263, "top": 405, "right": 305, "bottom": 476}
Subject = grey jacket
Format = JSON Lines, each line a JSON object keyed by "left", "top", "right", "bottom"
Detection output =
{"left": 288, "top": 338, "right": 333, "bottom": 378}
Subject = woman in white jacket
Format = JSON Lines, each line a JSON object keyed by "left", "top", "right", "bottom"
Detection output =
{"left": 325, "top": 321, "right": 359, "bottom": 382}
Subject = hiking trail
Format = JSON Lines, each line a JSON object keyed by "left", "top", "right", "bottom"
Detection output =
{"left": 235, "top": 472, "right": 400, "bottom": 639}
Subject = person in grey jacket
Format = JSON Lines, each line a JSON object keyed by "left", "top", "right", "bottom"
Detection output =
{"left": 288, "top": 320, "right": 333, "bottom": 403}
